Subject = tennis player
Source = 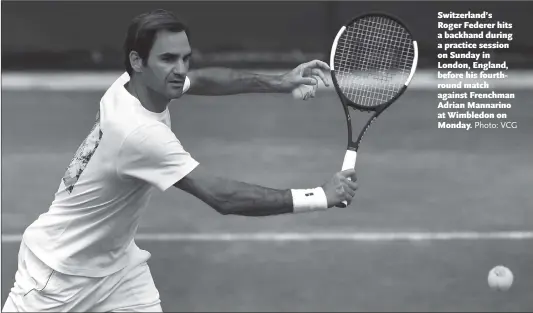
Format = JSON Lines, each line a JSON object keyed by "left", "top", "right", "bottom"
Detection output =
{"left": 3, "top": 9, "right": 358, "bottom": 312}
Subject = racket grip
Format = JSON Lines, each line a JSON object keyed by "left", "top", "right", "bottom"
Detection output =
{"left": 340, "top": 150, "right": 357, "bottom": 207}
{"left": 341, "top": 150, "right": 357, "bottom": 172}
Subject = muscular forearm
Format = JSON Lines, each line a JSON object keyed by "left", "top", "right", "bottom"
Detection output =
{"left": 176, "top": 175, "right": 294, "bottom": 216}
{"left": 187, "top": 68, "right": 290, "bottom": 95}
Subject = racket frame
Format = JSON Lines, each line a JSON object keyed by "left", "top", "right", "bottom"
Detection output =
{"left": 329, "top": 12, "right": 418, "bottom": 207}
{"left": 329, "top": 12, "right": 418, "bottom": 152}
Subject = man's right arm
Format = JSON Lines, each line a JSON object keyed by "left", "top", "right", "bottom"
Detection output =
{"left": 174, "top": 165, "right": 358, "bottom": 217}
{"left": 115, "top": 123, "right": 358, "bottom": 215}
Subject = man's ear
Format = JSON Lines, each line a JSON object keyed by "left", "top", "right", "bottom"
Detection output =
{"left": 129, "top": 51, "right": 143, "bottom": 73}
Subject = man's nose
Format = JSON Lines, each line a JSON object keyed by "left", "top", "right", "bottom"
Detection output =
{"left": 174, "top": 59, "right": 187, "bottom": 74}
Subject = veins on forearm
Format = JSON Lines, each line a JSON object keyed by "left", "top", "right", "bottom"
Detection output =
{"left": 189, "top": 68, "right": 286, "bottom": 95}
{"left": 206, "top": 180, "right": 293, "bottom": 216}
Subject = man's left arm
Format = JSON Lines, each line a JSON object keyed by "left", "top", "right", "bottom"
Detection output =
{"left": 186, "top": 60, "right": 331, "bottom": 96}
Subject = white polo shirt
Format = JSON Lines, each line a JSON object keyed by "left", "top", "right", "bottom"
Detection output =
{"left": 23, "top": 72, "right": 199, "bottom": 277}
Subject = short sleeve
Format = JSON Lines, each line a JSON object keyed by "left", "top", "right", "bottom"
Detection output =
{"left": 117, "top": 123, "right": 199, "bottom": 191}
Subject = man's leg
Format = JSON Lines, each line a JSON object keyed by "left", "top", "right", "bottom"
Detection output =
{"left": 5, "top": 241, "right": 160, "bottom": 312}
{"left": 3, "top": 241, "right": 28, "bottom": 312}
{"left": 94, "top": 261, "right": 162, "bottom": 312}
{"left": 2, "top": 241, "right": 69, "bottom": 312}
{"left": 3, "top": 241, "right": 113, "bottom": 312}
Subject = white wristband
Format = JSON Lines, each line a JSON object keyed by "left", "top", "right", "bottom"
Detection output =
{"left": 291, "top": 187, "right": 328, "bottom": 213}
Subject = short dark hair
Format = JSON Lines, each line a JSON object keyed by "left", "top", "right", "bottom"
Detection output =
{"left": 123, "top": 9, "right": 191, "bottom": 75}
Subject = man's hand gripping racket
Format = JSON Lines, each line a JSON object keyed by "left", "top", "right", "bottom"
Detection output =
{"left": 329, "top": 13, "right": 418, "bottom": 207}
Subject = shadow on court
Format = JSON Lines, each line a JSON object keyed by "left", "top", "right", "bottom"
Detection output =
{"left": 2, "top": 89, "right": 533, "bottom": 311}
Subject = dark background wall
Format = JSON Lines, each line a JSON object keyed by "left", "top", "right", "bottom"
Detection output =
{"left": 3, "top": 1, "right": 532, "bottom": 69}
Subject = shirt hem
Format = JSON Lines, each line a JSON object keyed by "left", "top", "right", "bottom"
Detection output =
{"left": 22, "top": 235, "right": 136, "bottom": 278}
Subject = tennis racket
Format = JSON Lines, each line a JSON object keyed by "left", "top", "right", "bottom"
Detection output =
{"left": 329, "top": 12, "right": 418, "bottom": 207}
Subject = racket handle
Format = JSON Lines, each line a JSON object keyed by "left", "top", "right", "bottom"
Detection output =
{"left": 340, "top": 150, "right": 357, "bottom": 207}
{"left": 341, "top": 150, "right": 357, "bottom": 172}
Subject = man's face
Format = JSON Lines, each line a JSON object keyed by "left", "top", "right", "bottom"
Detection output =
{"left": 141, "top": 30, "right": 191, "bottom": 100}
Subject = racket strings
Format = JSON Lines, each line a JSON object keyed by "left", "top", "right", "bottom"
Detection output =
{"left": 334, "top": 15, "right": 414, "bottom": 107}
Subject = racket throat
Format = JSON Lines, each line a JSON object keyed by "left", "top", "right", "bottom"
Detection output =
{"left": 354, "top": 114, "right": 378, "bottom": 150}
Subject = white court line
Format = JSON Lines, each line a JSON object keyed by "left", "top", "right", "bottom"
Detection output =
{"left": 3, "top": 70, "right": 533, "bottom": 91}
{"left": 2, "top": 231, "right": 533, "bottom": 243}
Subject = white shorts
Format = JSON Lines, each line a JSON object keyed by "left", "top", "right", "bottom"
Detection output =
{"left": 2, "top": 241, "right": 162, "bottom": 312}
